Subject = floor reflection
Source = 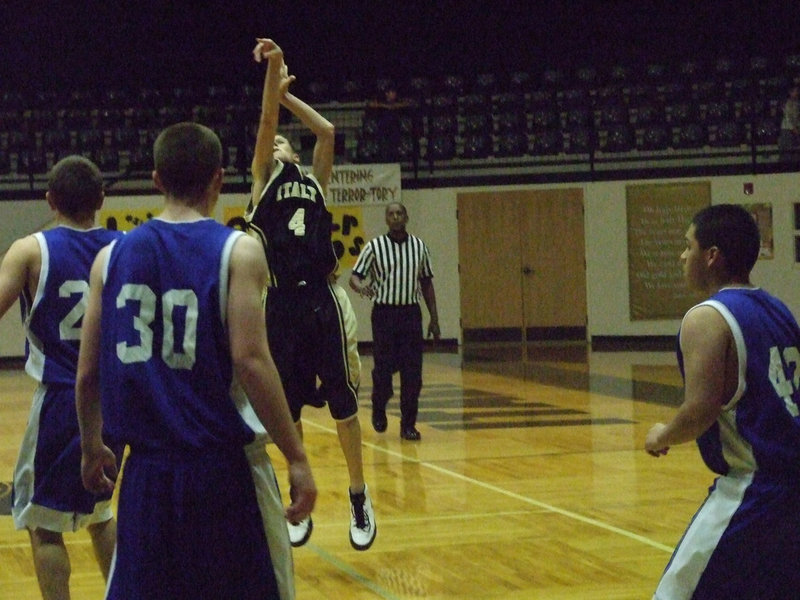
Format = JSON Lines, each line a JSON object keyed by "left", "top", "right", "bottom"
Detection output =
{"left": 454, "top": 342, "right": 682, "bottom": 407}
{"left": 360, "top": 342, "right": 683, "bottom": 432}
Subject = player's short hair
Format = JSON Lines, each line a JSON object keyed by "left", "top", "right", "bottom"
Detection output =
{"left": 153, "top": 122, "right": 222, "bottom": 201}
{"left": 692, "top": 203, "right": 760, "bottom": 277}
{"left": 47, "top": 155, "right": 104, "bottom": 218}
{"left": 275, "top": 132, "right": 301, "bottom": 162}
{"left": 275, "top": 132, "right": 297, "bottom": 149}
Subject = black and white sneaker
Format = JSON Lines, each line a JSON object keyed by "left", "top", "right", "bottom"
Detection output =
{"left": 287, "top": 515, "right": 313, "bottom": 548}
{"left": 349, "top": 485, "right": 377, "bottom": 551}
{"left": 287, "top": 485, "right": 313, "bottom": 547}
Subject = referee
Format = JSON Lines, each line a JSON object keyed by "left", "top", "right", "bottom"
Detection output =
{"left": 350, "top": 202, "right": 440, "bottom": 441}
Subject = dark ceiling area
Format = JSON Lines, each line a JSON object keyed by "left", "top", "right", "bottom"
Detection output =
{"left": 1, "top": 1, "right": 798, "bottom": 97}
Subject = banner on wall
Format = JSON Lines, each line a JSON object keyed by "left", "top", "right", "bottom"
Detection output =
{"left": 327, "top": 163, "right": 401, "bottom": 206}
{"left": 99, "top": 208, "right": 156, "bottom": 232}
{"left": 100, "top": 204, "right": 367, "bottom": 270}
{"left": 627, "top": 182, "right": 710, "bottom": 320}
{"left": 99, "top": 163, "right": 392, "bottom": 266}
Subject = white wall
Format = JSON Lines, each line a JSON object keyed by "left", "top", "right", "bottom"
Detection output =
{"left": 712, "top": 173, "right": 800, "bottom": 313}
{"left": 2, "top": 172, "right": 800, "bottom": 357}
{"left": 584, "top": 173, "right": 800, "bottom": 336}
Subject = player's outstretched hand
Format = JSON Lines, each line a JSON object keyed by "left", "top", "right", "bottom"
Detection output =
{"left": 285, "top": 459, "right": 317, "bottom": 523}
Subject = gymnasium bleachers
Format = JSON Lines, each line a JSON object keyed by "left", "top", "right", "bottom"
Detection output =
{"left": 1, "top": 51, "right": 798, "bottom": 187}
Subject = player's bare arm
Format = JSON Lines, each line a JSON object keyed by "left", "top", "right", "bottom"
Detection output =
{"left": 227, "top": 234, "right": 316, "bottom": 520}
{"left": 250, "top": 38, "right": 284, "bottom": 207}
{"left": 279, "top": 84, "right": 335, "bottom": 192}
{"left": 76, "top": 246, "right": 118, "bottom": 494}
{"left": 645, "top": 305, "right": 729, "bottom": 456}
{"left": 0, "top": 235, "right": 40, "bottom": 319}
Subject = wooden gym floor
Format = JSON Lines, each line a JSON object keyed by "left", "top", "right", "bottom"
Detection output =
{"left": 0, "top": 343, "right": 712, "bottom": 599}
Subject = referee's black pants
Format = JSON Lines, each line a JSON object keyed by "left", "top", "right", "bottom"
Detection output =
{"left": 370, "top": 303, "right": 423, "bottom": 428}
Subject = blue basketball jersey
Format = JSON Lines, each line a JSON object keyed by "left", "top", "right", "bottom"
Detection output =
{"left": 677, "top": 287, "right": 800, "bottom": 479}
{"left": 23, "top": 226, "right": 123, "bottom": 385}
{"left": 99, "top": 218, "right": 265, "bottom": 454}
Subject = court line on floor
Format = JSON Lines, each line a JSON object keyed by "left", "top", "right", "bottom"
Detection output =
{"left": 303, "top": 417, "right": 675, "bottom": 555}
{"left": 297, "top": 509, "right": 540, "bottom": 532}
{"left": 302, "top": 542, "right": 404, "bottom": 600}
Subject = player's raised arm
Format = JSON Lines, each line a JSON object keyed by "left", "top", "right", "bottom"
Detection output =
{"left": 250, "top": 38, "right": 285, "bottom": 207}
{"left": 279, "top": 75, "right": 335, "bottom": 194}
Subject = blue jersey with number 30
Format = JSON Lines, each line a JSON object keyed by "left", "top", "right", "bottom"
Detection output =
{"left": 99, "top": 218, "right": 260, "bottom": 454}
{"left": 678, "top": 287, "right": 800, "bottom": 479}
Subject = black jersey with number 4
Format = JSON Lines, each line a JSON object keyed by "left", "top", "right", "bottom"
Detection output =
{"left": 245, "top": 160, "right": 338, "bottom": 287}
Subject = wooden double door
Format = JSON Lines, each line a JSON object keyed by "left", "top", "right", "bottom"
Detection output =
{"left": 457, "top": 188, "right": 587, "bottom": 342}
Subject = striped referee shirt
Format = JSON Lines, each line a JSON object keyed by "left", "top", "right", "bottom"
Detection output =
{"left": 352, "top": 233, "right": 434, "bottom": 305}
